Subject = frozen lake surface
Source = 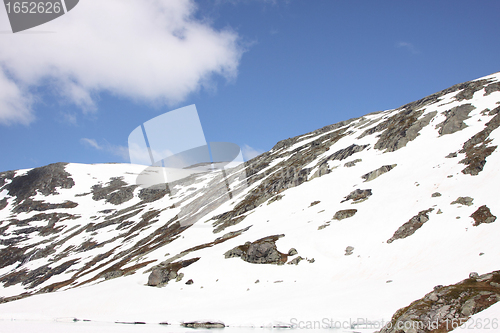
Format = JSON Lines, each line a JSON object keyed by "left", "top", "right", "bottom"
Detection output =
{"left": 0, "top": 320, "right": 371, "bottom": 333}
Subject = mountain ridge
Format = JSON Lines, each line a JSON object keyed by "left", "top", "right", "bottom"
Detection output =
{"left": 1, "top": 72, "right": 500, "bottom": 330}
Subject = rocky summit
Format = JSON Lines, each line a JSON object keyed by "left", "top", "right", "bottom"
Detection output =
{"left": 1, "top": 72, "right": 500, "bottom": 330}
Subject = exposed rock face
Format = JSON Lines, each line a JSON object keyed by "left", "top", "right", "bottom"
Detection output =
{"left": 0, "top": 198, "right": 7, "bottom": 210}
{"left": 387, "top": 208, "right": 434, "bottom": 243}
{"left": 344, "top": 159, "right": 362, "bottom": 167}
{"left": 147, "top": 257, "right": 200, "bottom": 287}
{"left": 345, "top": 246, "right": 354, "bottom": 256}
{"left": 485, "top": 82, "right": 500, "bottom": 96}
{"left": 341, "top": 189, "right": 372, "bottom": 203}
{"left": 5, "top": 163, "right": 75, "bottom": 204}
{"left": 451, "top": 197, "right": 474, "bottom": 206}
{"left": 0, "top": 170, "right": 16, "bottom": 188}
{"left": 459, "top": 106, "right": 500, "bottom": 175}
{"left": 91, "top": 177, "right": 137, "bottom": 205}
{"left": 471, "top": 205, "right": 497, "bottom": 226}
{"left": 138, "top": 187, "right": 169, "bottom": 203}
{"left": 224, "top": 234, "right": 288, "bottom": 265}
{"left": 362, "top": 164, "right": 397, "bottom": 182}
{"left": 437, "top": 104, "right": 476, "bottom": 135}
{"left": 287, "top": 256, "right": 304, "bottom": 265}
{"left": 11, "top": 199, "right": 78, "bottom": 214}
{"left": 332, "top": 209, "right": 357, "bottom": 220}
{"left": 368, "top": 110, "right": 436, "bottom": 152}
{"left": 376, "top": 270, "right": 500, "bottom": 333}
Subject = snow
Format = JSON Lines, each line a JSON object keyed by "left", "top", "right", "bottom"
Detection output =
{"left": 1, "top": 72, "right": 500, "bottom": 331}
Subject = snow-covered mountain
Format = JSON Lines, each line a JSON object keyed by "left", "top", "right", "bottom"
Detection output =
{"left": 1, "top": 72, "right": 500, "bottom": 331}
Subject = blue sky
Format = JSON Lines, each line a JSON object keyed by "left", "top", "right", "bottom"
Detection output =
{"left": 0, "top": 0, "right": 499, "bottom": 172}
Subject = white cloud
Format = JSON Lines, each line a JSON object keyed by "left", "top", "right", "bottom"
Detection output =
{"left": 80, "top": 138, "right": 129, "bottom": 161}
{"left": 0, "top": 0, "right": 244, "bottom": 125}
{"left": 80, "top": 138, "right": 103, "bottom": 150}
{"left": 242, "top": 144, "right": 264, "bottom": 161}
{"left": 0, "top": 69, "right": 34, "bottom": 125}
{"left": 396, "top": 41, "right": 418, "bottom": 54}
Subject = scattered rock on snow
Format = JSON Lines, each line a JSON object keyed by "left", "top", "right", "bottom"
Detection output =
{"left": 361, "top": 164, "right": 397, "bottom": 182}
{"left": 344, "top": 158, "right": 362, "bottom": 167}
{"left": 387, "top": 208, "right": 434, "bottom": 243}
{"left": 341, "top": 189, "right": 372, "bottom": 203}
{"left": 332, "top": 209, "right": 357, "bottom": 220}
{"left": 147, "top": 258, "right": 200, "bottom": 287}
{"left": 224, "top": 235, "right": 289, "bottom": 265}
{"left": 470, "top": 205, "right": 497, "bottom": 226}
{"left": 451, "top": 196, "right": 474, "bottom": 206}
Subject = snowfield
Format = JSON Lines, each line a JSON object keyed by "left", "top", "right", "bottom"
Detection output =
{"left": 1, "top": 72, "right": 500, "bottom": 332}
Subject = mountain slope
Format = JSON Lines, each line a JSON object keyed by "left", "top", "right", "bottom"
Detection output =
{"left": 1, "top": 72, "right": 500, "bottom": 329}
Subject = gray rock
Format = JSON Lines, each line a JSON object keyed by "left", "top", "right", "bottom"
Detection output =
{"left": 362, "top": 164, "right": 397, "bottom": 182}
{"left": 6, "top": 163, "right": 75, "bottom": 204}
{"left": 147, "top": 258, "right": 200, "bottom": 287}
{"left": 431, "top": 192, "right": 441, "bottom": 197}
{"left": 288, "top": 248, "right": 298, "bottom": 256}
{"left": 387, "top": 208, "right": 434, "bottom": 243}
{"left": 458, "top": 106, "right": 500, "bottom": 175}
{"left": 344, "top": 159, "right": 362, "bottom": 167}
{"left": 445, "top": 152, "right": 458, "bottom": 158}
{"left": 436, "top": 104, "right": 476, "bottom": 135}
{"left": 91, "top": 177, "right": 137, "bottom": 206}
{"left": 469, "top": 272, "right": 479, "bottom": 279}
{"left": 485, "top": 82, "right": 500, "bottom": 96}
{"left": 224, "top": 235, "right": 288, "bottom": 265}
{"left": 287, "top": 256, "right": 304, "bottom": 265}
{"left": 471, "top": 205, "right": 497, "bottom": 226}
{"left": 332, "top": 209, "right": 357, "bottom": 220}
{"left": 451, "top": 196, "right": 474, "bottom": 206}
{"left": 345, "top": 246, "right": 354, "bottom": 256}
{"left": 341, "top": 189, "right": 372, "bottom": 203}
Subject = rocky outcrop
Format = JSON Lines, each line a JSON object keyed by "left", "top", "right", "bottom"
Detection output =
{"left": 147, "top": 257, "right": 200, "bottom": 287}
{"left": 91, "top": 177, "right": 137, "bottom": 205}
{"left": 345, "top": 246, "right": 354, "bottom": 256}
{"left": 471, "top": 205, "right": 497, "bottom": 226}
{"left": 224, "top": 234, "right": 289, "bottom": 265}
{"left": 341, "top": 189, "right": 372, "bottom": 203}
{"left": 377, "top": 270, "right": 500, "bottom": 333}
{"left": 362, "top": 164, "right": 397, "bottom": 182}
{"left": 138, "top": 187, "right": 169, "bottom": 203}
{"left": 374, "top": 111, "right": 437, "bottom": 152}
{"left": 451, "top": 196, "right": 474, "bottom": 206}
{"left": 11, "top": 199, "right": 78, "bottom": 214}
{"left": 459, "top": 106, "right": 500, "bottom": 175}
{"left": 332, "top": 209, "right": 357, "bottom": 220}
{"left": 6, "top": 163, "right": 75, "bottom": 204}
{"left": 344, "top": 158, "right": 362, "bottom": 167}
{"left": 0, "top": 197, "right": 7, "bottom": 210}
{"left": 437, "top": 104, "right": 476, "bottom": 135}
{"left": 387, "top": 208, "right": 434, "bottom": 243}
